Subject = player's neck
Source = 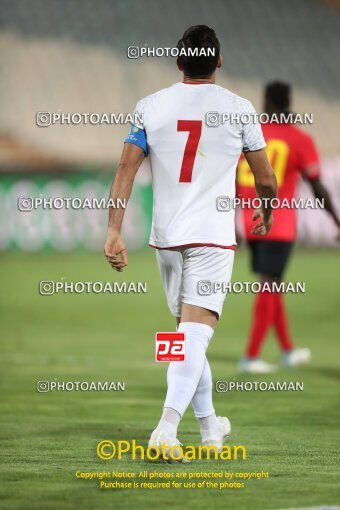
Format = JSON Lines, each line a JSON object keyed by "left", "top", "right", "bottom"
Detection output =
{"left": 183, "top": 75, "right": 215, "bottom": 84}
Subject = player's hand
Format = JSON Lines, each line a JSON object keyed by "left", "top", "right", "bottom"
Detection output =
{"left": 104, "top": 229, "right": 128, "bottom": 272}
{"left": 251, "top": 209, "right": 273, "bottom": 236}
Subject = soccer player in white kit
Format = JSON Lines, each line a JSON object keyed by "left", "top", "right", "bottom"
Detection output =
{"left": 105, "top": 25, "right": 277, "bottom": 460}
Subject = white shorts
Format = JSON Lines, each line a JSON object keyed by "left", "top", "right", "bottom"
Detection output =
{"left": 155, "top": 246, "right": 235, "bottom": 318}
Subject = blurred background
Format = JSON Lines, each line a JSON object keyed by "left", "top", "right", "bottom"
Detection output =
{"left": 1, "top": 0, "right": 340, "bottom": 251}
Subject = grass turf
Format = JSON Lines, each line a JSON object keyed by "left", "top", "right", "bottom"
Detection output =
{"left": 0, "top": 247, "right": 339, "bottom": 510}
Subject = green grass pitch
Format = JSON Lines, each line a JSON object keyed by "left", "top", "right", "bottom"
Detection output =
{"left": 0, "top": 248, "right": 339, "bottom": 510}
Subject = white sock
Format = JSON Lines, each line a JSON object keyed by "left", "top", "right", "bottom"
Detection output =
{"left": 191, "top": 357, "right": 220, "bottom": 442}
{"left": 191, "top": 357, "right": 214, "bottom": 418}
{"left": 163, "top": 322, "right": 214, "bottom": 418}
{"left": 198, "top": 413, "right": 221, "bottom": 443}
{"left": 154, "top": 407, "right": 181, "bottom": 438}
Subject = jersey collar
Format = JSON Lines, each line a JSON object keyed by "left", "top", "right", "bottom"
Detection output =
{"left": 182, "top": 80, "right": 214, "bottom": 85}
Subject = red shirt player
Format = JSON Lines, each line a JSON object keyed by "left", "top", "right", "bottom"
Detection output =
{"left": 237, "top": 82, "right": 340, "bottom": 373}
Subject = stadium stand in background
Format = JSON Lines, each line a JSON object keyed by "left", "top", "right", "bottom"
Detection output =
{"left": 0, "top": 0, "right": 339, "bottom": 248}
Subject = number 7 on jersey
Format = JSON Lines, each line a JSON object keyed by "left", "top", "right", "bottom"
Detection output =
{"left": 177, "top": 120, "right": 202, "bottom": 183}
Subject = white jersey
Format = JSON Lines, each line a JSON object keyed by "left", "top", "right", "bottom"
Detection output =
{"left": 133, "top": 82, "right": 265, "bottom": 249}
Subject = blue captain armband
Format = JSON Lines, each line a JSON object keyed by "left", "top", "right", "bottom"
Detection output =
{"left": 124, "top": 125, "right": 148, "bottom": 156}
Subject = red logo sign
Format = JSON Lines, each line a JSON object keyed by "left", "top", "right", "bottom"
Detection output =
{"left": 155, "top": 332, "right": 186, "bottom": 362}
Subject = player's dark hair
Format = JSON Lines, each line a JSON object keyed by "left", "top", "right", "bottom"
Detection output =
{"left": 265, "top": 81, "right": 291, "bottom": 113}
{"left": 177, "top": 25, "right": 220, "bottom": 78}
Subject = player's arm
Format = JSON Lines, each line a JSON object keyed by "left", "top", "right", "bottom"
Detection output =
{"left": 307, "top": 177, "right": 340, "bottom": 232}
{"left": 104, "top": 143, "right": 145, "bottom": 272}
{"left": 245, "top": 149, "right": 277, "bottom": 236}
{"left": 299, "top": 132, "right": 340, "bottom": 235}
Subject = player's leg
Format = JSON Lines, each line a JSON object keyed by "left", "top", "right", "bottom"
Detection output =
{"left": 150, "top": 247, "right": 233, "bottom": 457}
{"left": 239, "top": 240, "right": 282, "bottom": 373}
{"left": 190, "top": 352, "right": 230, "bottom": 447}
{"left": 175, "top": 248, "right": 233, "bottom": 447}
{"left": 264, "top": 242, "right": 310, "bottom": 366}
{"left": 152, "top": 310, "right": 217, "bottom": 452}
{"left": 240, "top": 241, "right": 278, "bottom": 373}
{"left": 164, "top": 304, "right": 216, "bottom": 427}
{"left": 273, "top": 286, "right": 311, "bottom": 367}
{"left": 173, "top": 311, "right": 223, "bottom": 443}
{"left": 178, "top": 305, "right": 231, "bottom": 449}
{"left": 239, "top": 272, "right": 278, "bottom": 373}
{"left": 154, "top": 309, "right": 216, "bottom": 449}
{"left": 240, "top": 241, "right": 309, "bottom": 372}
{"left": 273, "top": 283, "right": 294, "bottom": 353}
{"left": 150, "top": 249, "right": 184, "bottom": 454}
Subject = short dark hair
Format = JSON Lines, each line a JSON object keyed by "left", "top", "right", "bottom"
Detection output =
{"left": 265, "top": 81, "right": 291, "bottom": 112}
{"left": 177, "top": 25, "right": 220, "bottom": 78}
